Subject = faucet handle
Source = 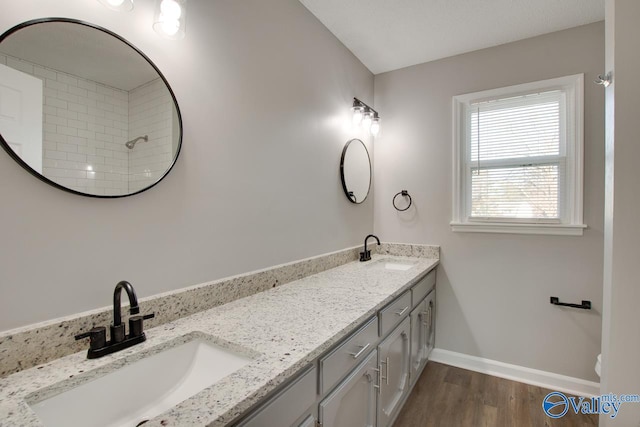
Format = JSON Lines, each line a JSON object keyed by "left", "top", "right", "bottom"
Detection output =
{"left": 74, "top": 327, "right": 107, "bottom": 351}
{"left": 128, "top": 312, "right": 155, "bottom": 338}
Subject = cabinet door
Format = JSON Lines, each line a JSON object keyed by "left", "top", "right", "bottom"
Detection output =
{"left": 409, "top": 298, "right": 427, "bottom": 385}
{"left": 319, "top": 349, "right": 378, "bottom": 427}
{"left": 377, "top": 317, "right": 410, "bottom": 427}
{"left": 237, "top": 366, "right": 317, "bottom": 427}
{"left": 425, "top": 289, "right": 436, "bottom": 357}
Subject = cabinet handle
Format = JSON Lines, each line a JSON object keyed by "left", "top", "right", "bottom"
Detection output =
{"left": 381, "top": 356, "right": 390, "bottom": 385}
{"left": 395, "top": 306, "right": 409, "bottom": 317}
{"left": 348, "top": 343, "right": 371, "bottom": 359}
{"left": 421, "top": 310, "right": 430, "bottom": 327}
{"left": 372, "top": 368, "right": 381, "bottom": 393}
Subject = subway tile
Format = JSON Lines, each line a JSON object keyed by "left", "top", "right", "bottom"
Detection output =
{"left": 56, "top": 142, "right": 78, "bottom": 153}
{"left": 56, "top": 126, "right": 78, "bottom": 137}
{"left": 56, "top": 92, "right": 80, "bottom": 104}
{"left": 45, "top": 97, "right": 67, "bottom": 109}
{"left": 87, "top": 91, "right": 105, "bottom": 102}
{"left": 33, "top": 66, "right": 57, "bottom": 81}
{"left": 45, "top": 115, "right": 67, "bottom": 126}
{"left": 78, "top": 146, "right": 97, "bottom": 156}
{"left": 87, "top": 123, "right": 105, "bottom": 133}
{"left": 46, "top": 78, "right": 68, "bottom": 92}
{"left": 68, "top": 86, "right": 88, "bottom": 98}
{"left": 86, "top": 155, "right": 105, "bottom": 165}
{"left": 95, "top": 133, "right": 113, "bottom": 143}
{"left": 68, "top": 102, "right": 88, "bottom": 114}
{"left": 96, "top": 148, "right": 114, "bottom": 158}
{"left": 67, "top": 119, "right": 88, "bottom": 130}
{"left": 57, "top": 73, "right": 78, "bottom": 87}
{"left": 77, "top": 79, "right": 97, "bottom": 92}
{"left": 56, "top": 109, "right": 78, "bottom": 120}
{"left": 67, "top": 153, "right": 87, "bottom": 163}
{"left": 67, "top": 136, "right": 89, "bottom": 146}
{"left": 77, "top": 130, "right": 95, "bottom": 140}
{"left": 43, "top": 141, "right": 58, "bottom": 151}
{"left": 77, "top": 96, "right": 97, "bottom": 108}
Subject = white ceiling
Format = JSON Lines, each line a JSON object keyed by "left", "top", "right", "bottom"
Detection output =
{"left": 299, "top": 0, "right": 605, "bottom": 74}
{"left": 1, "top": 22, "right": 159, "bottom": 91}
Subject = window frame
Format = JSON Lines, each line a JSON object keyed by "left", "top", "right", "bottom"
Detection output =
{"left": 451, "top": 74, "right": 586, "bottom": 236}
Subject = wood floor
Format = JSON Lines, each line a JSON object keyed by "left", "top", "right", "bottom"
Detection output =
{"left": 393, "top": 362, "right": 599, "bottom": 427}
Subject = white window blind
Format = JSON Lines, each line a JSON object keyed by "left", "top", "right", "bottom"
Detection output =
{"left": 467, "top": 91, "right": 565, "bottom": 221}
{"left": 451, "top": 74, "right": 585, "bottom": 236}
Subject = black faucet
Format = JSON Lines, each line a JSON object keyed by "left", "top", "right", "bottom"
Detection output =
{"left": 75, "top": 281, "right": 155, "bottom": 359}
{"left": 360, "top": 234, "right": 381, "bottom": 262}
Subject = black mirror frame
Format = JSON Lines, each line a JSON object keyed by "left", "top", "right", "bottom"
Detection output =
{"left": 340, "top": 138, "right": 372, "bottom": 204}
{"left": 0, "top": 17, "right": 183, "bottom": 198}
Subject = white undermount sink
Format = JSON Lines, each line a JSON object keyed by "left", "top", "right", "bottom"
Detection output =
{"left": 368, "top": 258, "right": 418, "bottom": 271}
{"left": 29, "top": 337, "right": 254, "bottom": 427}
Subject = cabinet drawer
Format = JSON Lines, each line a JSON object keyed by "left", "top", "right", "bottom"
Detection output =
{"left": 379, "top": 291, "right": 411, "bottom": 337}
{"left": 411, "top": 269, "right": 436, "bottom": 307}
{"left": 320, "top": 316, "right": 378, "bottom": 394}
{"left": 238, "top": 365, "right": 317, "bottom": 427}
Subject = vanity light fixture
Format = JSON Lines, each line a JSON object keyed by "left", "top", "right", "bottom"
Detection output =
{"left": 153, "top": 0, "right": 188, "bottom": 40}
{"left": 97, "top": 0, "right": 134, "bottom": 12}
{"left": 351, "top": 97, "right": 381, "bottom": 137}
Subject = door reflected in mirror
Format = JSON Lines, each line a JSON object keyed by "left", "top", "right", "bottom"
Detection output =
{"left": 0, "top": 18, "right": 182, "bottom": 197}
{"left": 340, "top": 138, "right": 371, "bottom": 204}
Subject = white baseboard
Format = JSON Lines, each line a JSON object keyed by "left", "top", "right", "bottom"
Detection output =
{"left": 430, "top": 348, "right": 600, "bottom": 398}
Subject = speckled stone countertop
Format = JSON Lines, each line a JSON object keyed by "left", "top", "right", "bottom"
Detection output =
{"left": 0, "top": 253, "right": 438, "bottom": 427}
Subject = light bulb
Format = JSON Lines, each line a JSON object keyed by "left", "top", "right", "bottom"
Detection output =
{"left": 160, "top": 0, "right": 182, "bottom": 19}
{"left": 154, "top": 0, "right": 187, "bottom": 39}
{"left": 160, "top": 17, "right": 181, "bottom": 36}
{"left": 98, "top": 0, "right": 133, "bottom": 11}
{"left": 352, "top": 106, "right": 364, "bottom": 125}
{"left": 362, "top": 111, "right": 372, "bottom": 130}
{"left": 370, "top": 118, "right": 380, "bottom": 136}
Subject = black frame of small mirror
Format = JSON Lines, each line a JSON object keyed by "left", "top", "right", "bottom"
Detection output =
{"left": 0, "top": 17, "right": 183, "bottom": 198}
{"left": 340, "top": 138, "right": 372, "bottom": 204}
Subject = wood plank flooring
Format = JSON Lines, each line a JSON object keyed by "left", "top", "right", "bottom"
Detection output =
{"left": 393, "top": 362, "right": 599, "bottom": 427}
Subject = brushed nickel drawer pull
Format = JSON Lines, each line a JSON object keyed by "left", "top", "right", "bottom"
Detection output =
{"left": 349, "top": 343, "right": 371, "bottom": 359}
{"left": 395, "top": 306, "right": 409, "bottom": 316}
{"left": 372, "top": 367, "right": 381, "bottom": 393}
{"left": 382, "top": 356, "right": 390, "bottom": 385}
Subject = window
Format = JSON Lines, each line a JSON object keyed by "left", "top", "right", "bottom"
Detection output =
{"left": 451, "top": 75, "right": 585, "bottom": 235}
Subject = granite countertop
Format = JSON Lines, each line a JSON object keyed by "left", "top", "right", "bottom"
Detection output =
{"left": 0, "top": 254, "right": 438, "bottom": 427}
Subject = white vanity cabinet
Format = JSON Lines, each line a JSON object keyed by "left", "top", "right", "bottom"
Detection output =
{"left": 235, "top": 365, "right": 317, "bottom": 427}
{"left": 235, "top": 266, "right": 437, "bottom": 427}
{"left": 318, "top": 349, "right": 378, "bottom": 427}
{"left": 409, "top": 288, "right": 435, "bottom": 385}
{"left": 376, "top": 317, "right": 411, "bottom": 427}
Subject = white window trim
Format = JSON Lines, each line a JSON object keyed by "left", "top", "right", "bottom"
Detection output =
{"left": 451, "top": 74, "right": 586, "bottom": 236}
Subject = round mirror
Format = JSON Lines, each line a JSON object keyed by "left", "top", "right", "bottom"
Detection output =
{"left": 340, "top": 138, "right": 371, "bottom": 204}
{"left": 0, "top": 18, "right": 182, "bottom": 198}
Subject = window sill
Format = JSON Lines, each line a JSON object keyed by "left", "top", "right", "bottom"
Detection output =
{"left": 450, "top": 222, "right": 587, "bottom": 236}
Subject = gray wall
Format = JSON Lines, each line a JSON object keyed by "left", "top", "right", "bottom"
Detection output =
{"left": 601, "top": 0, "right": 640, "bottom": 424}
{"left": 0, "top": 0, "right": 374, "bottom": 331}
{"left": 373, "top": 23, "right": 604, "bottom": 381}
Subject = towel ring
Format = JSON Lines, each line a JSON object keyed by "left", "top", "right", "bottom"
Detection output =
{"left": 393, "top": 190, "right": 412, "bottom": 211}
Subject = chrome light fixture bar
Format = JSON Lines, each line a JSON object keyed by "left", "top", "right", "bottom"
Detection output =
{"left": 352, "top": 97, "right": 381, "bottom": 136}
